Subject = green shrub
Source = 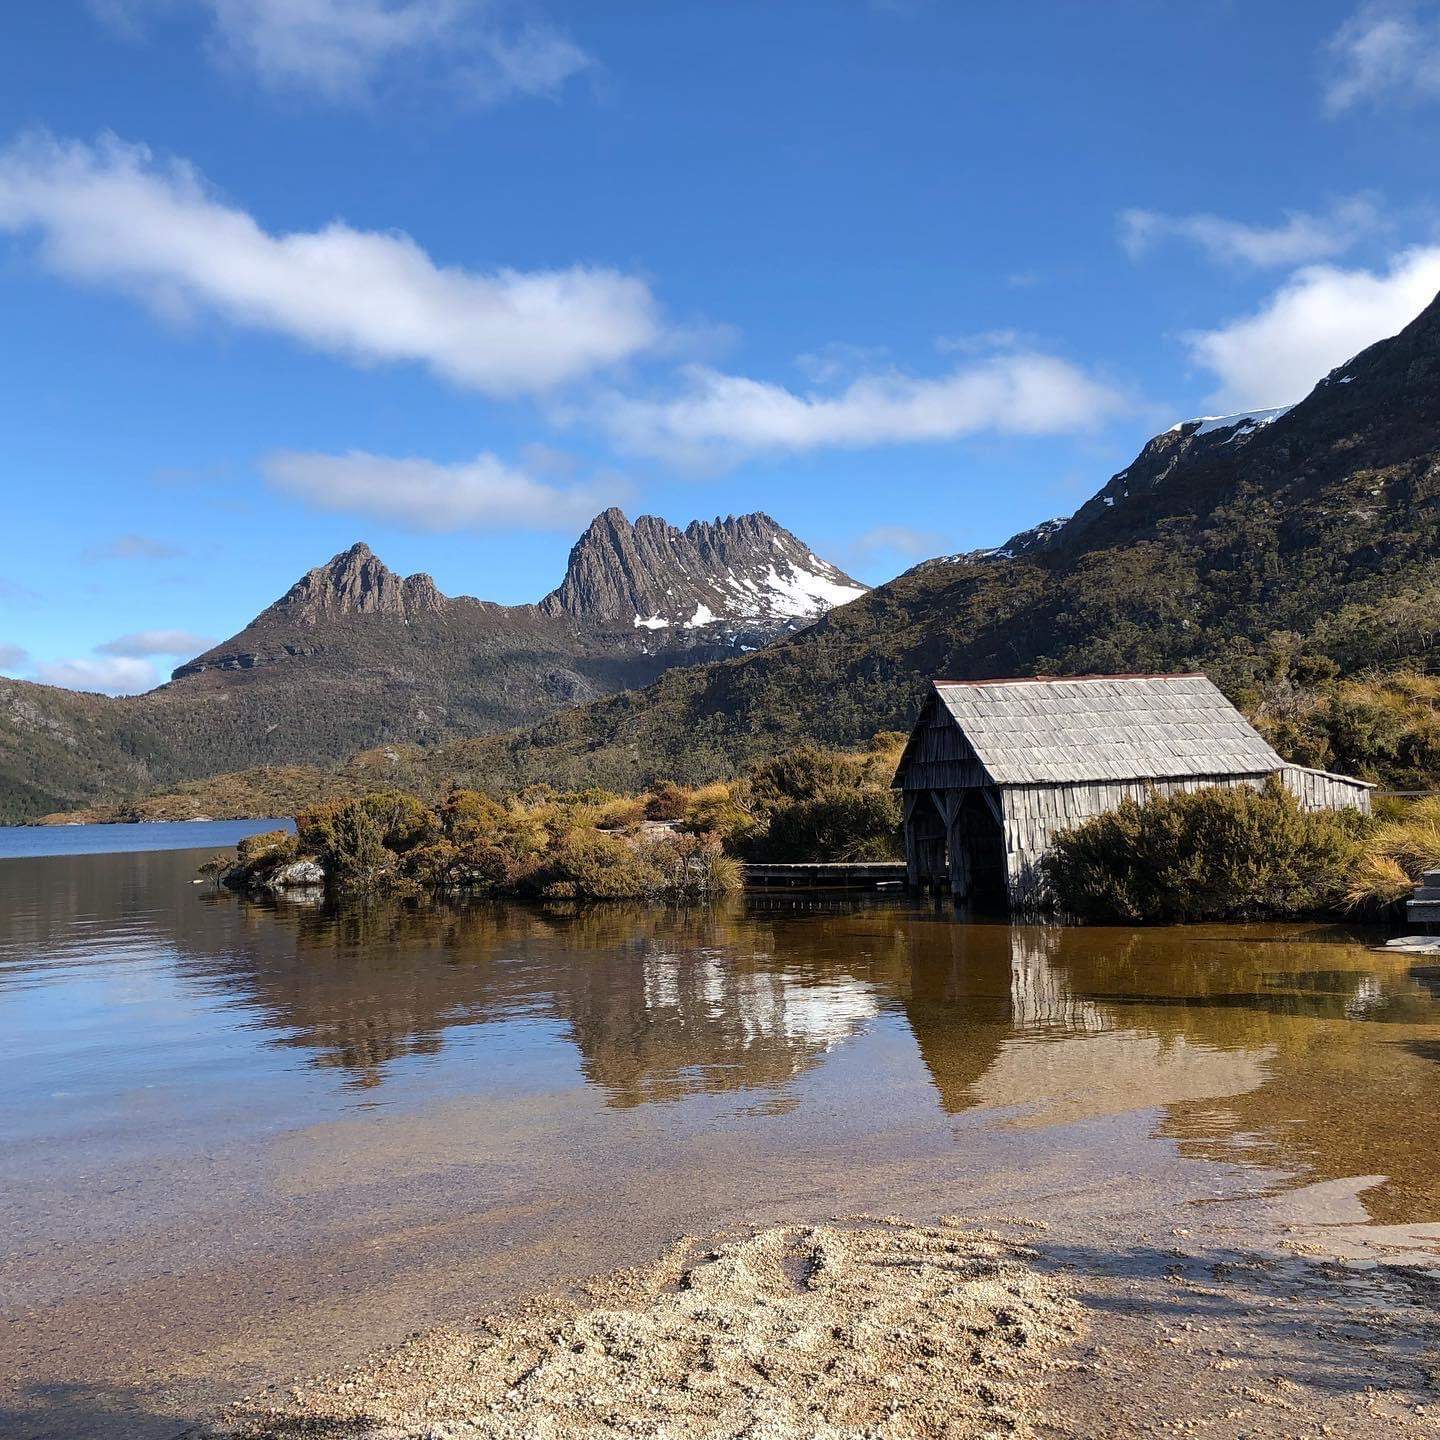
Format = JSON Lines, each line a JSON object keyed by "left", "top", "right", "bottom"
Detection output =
{"left": 440, "top": 788, "right": 508, "bottom": 844}
{"left": 758, "top": 790, "right": 902, "bottom": 862}
{"left": 681, "top": 780, "right": 758, "bottom": 848}
{"left": 296, "top": 791, "right": 436, "bottom": 884}
{"left": 297, "top": 798, "right": 391, "bottom": 885}
{"left": 1042, "top": 781, "right": 1365, "bottom": 923}
{"left": 400, "top": 839, "right": 460, "bottom": 889}
{"left": 235, "top": 828, "right": 298, "bottom": 867}
{"left": 747, "top": 746, "right": 859, "bottom": 812}
{"left": 644, "top": 782, "right": 690, "bottom": 821}
{"left": 534, "top": 831, "right": 741, "bottom": 901}
{"left": 586, "top": 795, "right": 648, "bottom": 830}
{"left": 743, "top": 741, "right": 901, "bottom": 861}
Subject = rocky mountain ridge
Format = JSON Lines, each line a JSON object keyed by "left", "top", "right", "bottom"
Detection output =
{"left": 0, "top": 509, "right": 866, "bottom": 821}
{"left": 539, "top": 509, "right": 866, "bottom": 632}
{"left": 269, "top": 542, "right": 453, "bottom": 622}
{"left": 176, "top": 512, "right": 864, "bottom": 683}
{"left": 912, "top": 406, "right": 1298, "bottom": 575}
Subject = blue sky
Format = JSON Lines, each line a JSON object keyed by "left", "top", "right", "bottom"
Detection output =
{"left": 3, "top": 0, "right": 1440, "bottom": 692}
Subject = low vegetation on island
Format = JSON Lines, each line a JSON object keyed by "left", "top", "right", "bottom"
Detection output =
{"left": 209, "top": 736, "right": 906, "bottom": 903}
{"left": 204, "top": 718, "right": 1440, "bottom": 922}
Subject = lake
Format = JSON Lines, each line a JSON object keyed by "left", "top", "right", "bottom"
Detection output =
{"left": 0, "top": 817, "right": 293, "bottom": 859}
{"left": 3, "top": 835, "right": 1439, "bottom": 1437}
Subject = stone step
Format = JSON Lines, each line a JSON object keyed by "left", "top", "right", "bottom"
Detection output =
{"left": 1411, "top": 887, "right": 1440, "bottom": 901}
{"left": 1423, "top": 869, "right": 1440, "bottom": 885}
{"left": 1407, "top": 899, "right": 1440, "bottom": 920}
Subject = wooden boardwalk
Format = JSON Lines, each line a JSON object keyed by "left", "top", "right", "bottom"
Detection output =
{"left": 742, "top": 862, "right": 907, "bottom": 889}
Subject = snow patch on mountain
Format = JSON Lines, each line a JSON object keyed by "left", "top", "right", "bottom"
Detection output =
{"left": 542, "top": 509, "right": 868, "bottom": 641}
{"left": 1170, "top": 406, "right": 1293, "bottom": 438}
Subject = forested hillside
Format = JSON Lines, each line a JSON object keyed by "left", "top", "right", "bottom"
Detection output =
{"left": 427, "top": 290, "right": 1440, "bottom": 794}
{"left": 24, "top": 293, "right": 1440, "bottom": 822}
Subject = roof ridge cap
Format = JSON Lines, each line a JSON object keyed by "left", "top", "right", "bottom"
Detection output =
{"left": 933, "top": 672, "right": 1208, "bottom": 687}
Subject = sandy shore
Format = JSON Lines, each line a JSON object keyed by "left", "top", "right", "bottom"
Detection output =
{"left": 198, "top": 1208, "right": 1440, "bottom": 1440}
{"left": 207, "top": 1217, "right": 1081, "bottom": 1439}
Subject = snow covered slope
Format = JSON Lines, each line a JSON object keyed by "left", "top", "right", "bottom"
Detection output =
{"left": 540, "top": 509, "right": 867, "bottom": 639}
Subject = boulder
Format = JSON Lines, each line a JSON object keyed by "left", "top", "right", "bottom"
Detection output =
{"left": 266, "top": 859, "right": 326, "bottom": 891}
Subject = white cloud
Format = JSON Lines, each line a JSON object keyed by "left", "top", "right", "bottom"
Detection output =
{"left": 84, "top": 532, "right": 186, "bottom": 561}
{"left": 34, "top": 656, "right": 159, "bottom": 695}
{"left": 1185, "top": 245, "right": 1440, "bottom": 411}
{"left": 264, "top": 448, "right": 627, "bottom": 532}
{"left": 0, "top": 578, "right": 40, "bottom": 606}
{"left": 793, "top": 341, "right": 890, "bottom": 384}
{"left": 845, "top": 525, "right": 948, "bottom": 568}
{"left": 94, "top": 0, "right": 592, "bottom": 105}
{"left": 851, "top": 524, "right": 946, "bottom": 557}
{"left": 1119, "top": 197, "right": 1383, "bottom": 268}
{"left": 0, "top": 132, "right": 661, "bottom": 396}
{"left": 935, "top": 328, "right": 1036, "bottom": 354}
{"left": 596, "top": 354, "right": 1128, "bottom": 463}
{"left": 0, "top": 643, "right": 28, "bottom": 671}
{"left": 1324, "top": 1, "right": 1440, "bottom": 113}
{"left": 96, "top": 629, "right": 214, "bottom": 657}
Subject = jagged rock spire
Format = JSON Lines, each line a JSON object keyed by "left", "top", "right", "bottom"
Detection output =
{"left": 269, "top": 542, "right": 448, "bottom": 622}
{"left": 539, "top": 509, "right": 867, "bottom": 628}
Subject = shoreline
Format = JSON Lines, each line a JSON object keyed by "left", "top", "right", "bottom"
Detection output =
{"left": 197, "top": 1195, "right": 1440, "bottom": 1439}
{"left": 11, "top": 1102, "right": 1440, "bottom": 1440}
{"left": 5, "top": 854, "right": 1437, "bottom": 1439}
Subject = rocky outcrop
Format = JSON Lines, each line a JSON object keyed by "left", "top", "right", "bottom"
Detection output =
{"left": 269, "top": 543, "right": 449, "bottom": 622}
{"left": 265, "top": 859, "right": 326, "bottom": 891}
{"left": 539, "top": 509, "right": 867, "bottom": 632}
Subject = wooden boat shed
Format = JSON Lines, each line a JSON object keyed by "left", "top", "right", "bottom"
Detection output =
{"left": 892, "top": 674, "right": 1373, "bottom": 911}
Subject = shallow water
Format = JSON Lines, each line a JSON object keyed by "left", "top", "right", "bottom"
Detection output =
{"left": 2, "top": 846, "right": 1438, "bottom": 1436}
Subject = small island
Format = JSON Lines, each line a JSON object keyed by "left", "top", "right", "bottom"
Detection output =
{"left": 207, "top": 737, "right": 907, "bottom": 903}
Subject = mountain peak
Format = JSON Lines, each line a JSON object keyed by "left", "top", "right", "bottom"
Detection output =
{"left": 270, "top": 543, "right": 449, "bottom": 622}
{"left": 539, "top": 509, "right": 867, "bottom": 632}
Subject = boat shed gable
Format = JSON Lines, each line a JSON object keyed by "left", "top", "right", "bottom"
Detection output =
{"left": 892, "top": 690, "right": 997, "bottom": 793}
{"left": 909, "top": 674, "right": 1285, "bottom": 788}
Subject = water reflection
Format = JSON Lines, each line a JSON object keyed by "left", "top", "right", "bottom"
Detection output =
{"left": 2, "top": 850, "right": 1439, "bottom": 1225}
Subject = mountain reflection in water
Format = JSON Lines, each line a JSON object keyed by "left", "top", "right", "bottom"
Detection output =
{"left": 2, "top": 849, "right": 1439, "bottom": 1226}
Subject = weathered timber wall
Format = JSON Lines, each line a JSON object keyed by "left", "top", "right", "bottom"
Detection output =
{"left": 895, "top": 693, "right": 990, "bottom": 792}
{"left": 1280, "top": 765, "right": 1373, "bottom": 814}
{"left": 1000, "top": 773, "right": 1277, "bottom": 910}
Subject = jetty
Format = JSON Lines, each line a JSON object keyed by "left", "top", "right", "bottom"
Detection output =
{"left": 1407, "top": 868, "right": 1440, "bottom": 931}
{"left": 743, "top": 862, "right": 906, "bottom": 889}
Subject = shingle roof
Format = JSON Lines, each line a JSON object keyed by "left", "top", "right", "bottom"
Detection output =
{"left": 930, "top": 674, "right": 1284, "bottom": 786}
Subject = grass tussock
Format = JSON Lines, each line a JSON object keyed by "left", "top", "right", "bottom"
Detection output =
{"left": 1342, "top": 794, "right": 1440, "bottom": 911}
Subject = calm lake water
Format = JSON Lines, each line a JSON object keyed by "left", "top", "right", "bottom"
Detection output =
{"left": 2, "top": 839, "right": 1438, "bottom": 1437}
{"left": 0, "top": 817, "right": 293, "bottom": 859}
